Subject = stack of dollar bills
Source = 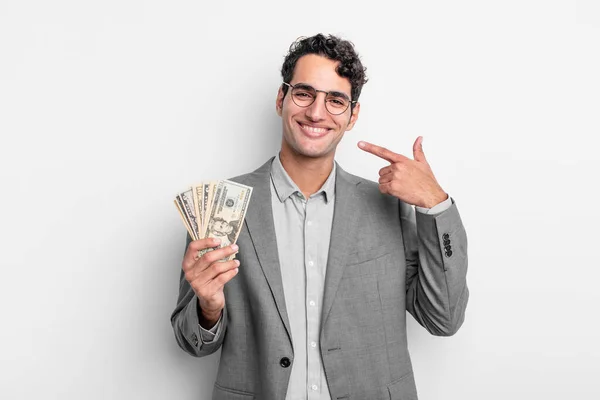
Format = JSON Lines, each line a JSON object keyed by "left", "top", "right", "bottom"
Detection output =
{"left": 174, "top": 180, "right": 253, "bottom": 259}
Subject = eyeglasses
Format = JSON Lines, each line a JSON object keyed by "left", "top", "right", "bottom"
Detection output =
{"left": 283, "top": 82, "right": 356, "bottom": 115}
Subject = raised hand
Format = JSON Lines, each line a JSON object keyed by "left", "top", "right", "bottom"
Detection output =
{"left": 182, "top": 238, "right": 240, "bottom": 328}
{"left": 358, "top": 136, "right": 448, "bottom": 208}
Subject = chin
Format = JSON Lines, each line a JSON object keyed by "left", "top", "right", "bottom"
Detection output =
{"left": 292, "top": 142, "right": 335, "bottom": 159}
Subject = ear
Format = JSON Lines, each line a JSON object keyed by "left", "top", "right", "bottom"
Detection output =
{"left": 345, "top": 102, "right": 360, "bottom": 131}
{"left": 276, "top": 86, "right": 285, "bottom": 116}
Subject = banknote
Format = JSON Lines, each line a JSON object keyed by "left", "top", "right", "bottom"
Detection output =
{"left": 179, "top": 189, "right": 200, "bottom": 240}
{"left": 175, "top": 179, "right": 253, "bottom": 261}
{"left": 193, "top": 185, "right": 204, "bottom": 235}
{"left": 174, "top": 198, "right": 195, "bottom": 240}
{"left": 202, "top": 182, "right": 216, "bottom": 235}
{"left": 199, "top": 180, "right": 252, "bottom": 260}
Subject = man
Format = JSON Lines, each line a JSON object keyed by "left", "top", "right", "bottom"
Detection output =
{"left": 171, "top": 33, "right": 469, "bottom": 400}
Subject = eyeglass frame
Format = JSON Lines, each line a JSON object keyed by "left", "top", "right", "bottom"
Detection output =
{"left": 282, "top": 82, "right": 357, "bottom": 115}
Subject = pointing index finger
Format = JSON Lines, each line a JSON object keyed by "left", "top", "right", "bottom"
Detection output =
{"left": 358, "top": 141, "right": 404, "bottom": 163}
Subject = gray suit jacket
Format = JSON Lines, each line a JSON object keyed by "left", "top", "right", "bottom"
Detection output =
{"left": 171, "top": 158, "right": 469, "bottom": 400}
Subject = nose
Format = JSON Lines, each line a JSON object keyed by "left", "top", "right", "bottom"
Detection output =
{"left": 305, "top": 92, "right": 328, "bottom": 121}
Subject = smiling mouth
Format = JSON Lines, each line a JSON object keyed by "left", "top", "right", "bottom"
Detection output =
{"left": 298, "top": 122, "right": 331, "bottom": 137}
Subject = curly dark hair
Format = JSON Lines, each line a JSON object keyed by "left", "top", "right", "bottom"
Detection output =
{"left": 281, "top": 34, "right": 368, "bottom": 108}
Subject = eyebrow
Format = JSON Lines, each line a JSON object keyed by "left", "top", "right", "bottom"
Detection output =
{"left": 328, "top": 91, "right": 350, "bottom": 100}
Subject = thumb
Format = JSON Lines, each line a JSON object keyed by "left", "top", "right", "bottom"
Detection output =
{"left": 413, "top": 136, "right": 427, "bottom": 163}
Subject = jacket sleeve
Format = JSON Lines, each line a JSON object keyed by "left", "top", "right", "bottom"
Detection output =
{"left": 401, "top": 197, "right": 469, "bottom": 336}
{"left": 170, "top": 234, "right": 227, "bottom": 356}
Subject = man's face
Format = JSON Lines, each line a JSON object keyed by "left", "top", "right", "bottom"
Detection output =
{"left": 276, "top": 54, "right": 360, "bottom": 159}
{"left": 212, "top": 220, "right": 233, "bottom": 234}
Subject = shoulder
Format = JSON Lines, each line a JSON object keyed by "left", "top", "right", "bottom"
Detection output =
{"left": 336, "top": 164, "right": 383, "bottom": 197}
{"left": 336, "top": 164, "right": 399, "bottom": 211}
{"left": 227, "top": 157, "right": 275, "bottom": 185}
{"left": 228, "top": 171, "right": 256, "bottom": 184}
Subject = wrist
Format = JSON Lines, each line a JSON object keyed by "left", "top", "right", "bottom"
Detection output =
{"left": 197, "top": 299, "right": 222, "bottom": 329}
{"left": 423, "top": 191, "right": 448, "bottom": 209}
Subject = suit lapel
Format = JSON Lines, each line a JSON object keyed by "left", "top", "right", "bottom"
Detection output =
{"left": 321, "top": 165, "right": 361, "bottom": 327}
{"left": 240, "top": 158, "right": 293, "bottom": 344}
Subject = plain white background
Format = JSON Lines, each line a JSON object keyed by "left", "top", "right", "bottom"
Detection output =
{"left": 1, "top": 0, "right": 599, "bottom": 398}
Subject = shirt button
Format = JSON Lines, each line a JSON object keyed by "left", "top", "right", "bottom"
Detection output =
{"left": 308, "top": 261, "right": 314, "bottom": 267}
{"left": 307, "top": 220, "right": 312, "bottom": 226}
{"left": 310, "top": 341, "right": 317, "bottom": 348}
{"left": 311, "top": 384, "right": 318, "bottom": 391}
{"left": 309, "top": 300, "right": 316, "bottom": 306}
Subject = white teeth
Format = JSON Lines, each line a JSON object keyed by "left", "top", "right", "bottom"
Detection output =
{"left": 301, "top": 124, "right": 328, "bottom": 134}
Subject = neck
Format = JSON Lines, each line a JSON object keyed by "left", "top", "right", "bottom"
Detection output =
{"left": 279, "top": 147, "right": 335, "bottom": 199}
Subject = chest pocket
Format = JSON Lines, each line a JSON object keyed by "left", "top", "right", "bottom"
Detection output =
{"left": 343, "top": 241, "right": 395, "bottom": 278}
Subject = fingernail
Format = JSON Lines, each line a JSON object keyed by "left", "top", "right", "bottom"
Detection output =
{"left": 235, "top": 260, "right": 240, "bottom": 266}
{"left": 231, "top": 244, "right": 239, "bottom": 251}
{"left": 358, "top": 141, "right": 365, "bottom": 148}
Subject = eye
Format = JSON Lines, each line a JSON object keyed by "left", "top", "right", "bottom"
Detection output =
{"left": 294, "top": 90, "right": 314, "bottom": 98}
{"left": 327, "top": 97, "right": 347, "bottom": 107}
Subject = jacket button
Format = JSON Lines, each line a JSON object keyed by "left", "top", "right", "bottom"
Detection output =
{"left": 280, "top": 357, "right": 291, "bottom": 368}
{"left": 443, "top": 233, "right": 450, "bottom": 240}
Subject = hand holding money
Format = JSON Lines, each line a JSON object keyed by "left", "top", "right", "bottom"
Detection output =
{"left": 174, "top": 180, "right": 252, "bottom": 328}
{"left": 182, "top": 238, "right": 240, "bottom": 328}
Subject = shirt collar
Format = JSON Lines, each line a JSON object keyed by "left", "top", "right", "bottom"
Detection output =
{"left": 270, "top": 153, "right": 336, "bottom": 203}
